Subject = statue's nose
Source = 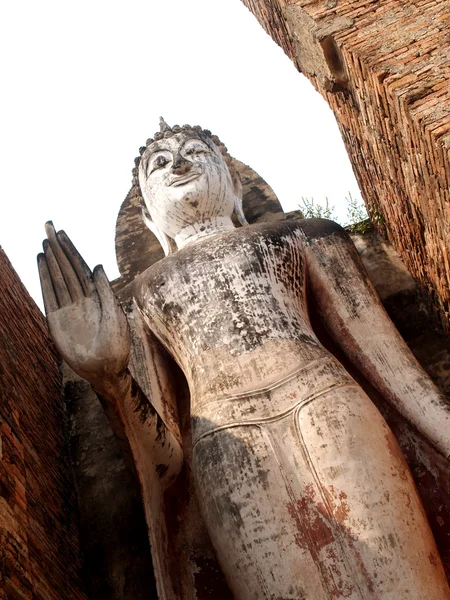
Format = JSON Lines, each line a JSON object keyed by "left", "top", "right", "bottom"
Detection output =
{"left": 172, "top": 153, "right": 192, "bottom": 175}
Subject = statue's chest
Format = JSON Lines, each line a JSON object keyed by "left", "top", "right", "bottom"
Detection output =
{"left": 135, "top": 224, "right": 310, "bottom": 356}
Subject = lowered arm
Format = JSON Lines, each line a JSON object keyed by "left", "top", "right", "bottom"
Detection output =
{"left": 91, "top": 368, "right": 182, "bottom": 491}
{"left": 303, "top": 219, "right": 450, "bottom": 459}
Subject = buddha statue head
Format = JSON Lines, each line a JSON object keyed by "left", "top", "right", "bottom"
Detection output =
{"left": 133, "top": 118, "right": 246, "bottom": 254}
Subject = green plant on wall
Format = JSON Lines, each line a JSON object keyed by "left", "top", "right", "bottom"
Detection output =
{"left": 300, "top": 196, "right": 337, "bottom": 220}
{"left": 299, "top": 193, "right": 374, "bottom": 234}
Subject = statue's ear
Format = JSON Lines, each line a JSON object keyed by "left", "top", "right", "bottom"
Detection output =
{"left": 141, "top": 205, "right": 176, "bottom": 256}
{"left": 231, "top": 170, "right": 248, "bottom": 227}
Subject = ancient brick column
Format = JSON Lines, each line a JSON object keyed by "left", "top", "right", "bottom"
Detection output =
{"left": 0, "top": 248, "right": 87, "bottom": 600}
{"left": 242, "top": 0, "right": 450, "bottom": 330}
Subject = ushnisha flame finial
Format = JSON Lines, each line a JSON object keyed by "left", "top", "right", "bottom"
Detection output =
{"left": 159, "top": 116, "right": 171, "bottom": 134}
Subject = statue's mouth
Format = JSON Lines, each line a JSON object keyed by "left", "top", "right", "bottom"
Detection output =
{"left": 169, "top": 172, "right": 201, "bottom": 187}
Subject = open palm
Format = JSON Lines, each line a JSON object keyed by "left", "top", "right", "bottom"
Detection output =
{"left": 38, "top": 222, "right": 130, "bottom": 384}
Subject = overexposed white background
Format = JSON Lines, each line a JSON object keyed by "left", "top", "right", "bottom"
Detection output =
{"left": 0, "top": 0, "right": 360, "bottom": 308}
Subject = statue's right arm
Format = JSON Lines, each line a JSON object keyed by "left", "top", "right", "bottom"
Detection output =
{"left": 37, "top": 222, "right": 183, "bottom": 488}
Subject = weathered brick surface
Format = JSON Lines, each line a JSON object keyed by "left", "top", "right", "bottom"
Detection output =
{"left": 0, "top": 248, "right": 87, "bottom": 600}
{"left": 242, "top": 0, "right": 450, "bottom": 330}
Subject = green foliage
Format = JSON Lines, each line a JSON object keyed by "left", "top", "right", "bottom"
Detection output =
{"left": 345, "top": 192, "right": 370, "bottom": 234}
{"left": 300, "top": 197, "right": 337, "bottom": 220}
{"left": 299, "top": 193, "right": 376, "bottom": 235}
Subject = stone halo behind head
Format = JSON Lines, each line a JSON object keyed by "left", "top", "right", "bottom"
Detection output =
{"left": 114, "top": 157, "right": 283, "bottom": 292}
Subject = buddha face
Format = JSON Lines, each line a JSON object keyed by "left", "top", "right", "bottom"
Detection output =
{"left": 139, "top": 133, "right": 236, "bottom": 241}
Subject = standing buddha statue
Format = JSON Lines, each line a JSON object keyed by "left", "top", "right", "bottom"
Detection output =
{"left": 38, "top": 119, "right": 450, "bottom": 599}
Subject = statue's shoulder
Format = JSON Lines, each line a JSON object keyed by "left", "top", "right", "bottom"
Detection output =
{"left": 125, "top": 219, "right": 347, "bottom": 303}
{"left": 294, "top": 217, "right": 345, "bottom": 240}
{"left": 130, "top": 254, "right": 176, "bottom": 302}
{"left": 247, "top": 217, "right": 346, "bottom": 242}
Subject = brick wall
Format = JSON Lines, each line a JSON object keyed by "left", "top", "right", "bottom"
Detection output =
{"left": 241, "top": 0, "right": 450, "bottom": 330}
{"left": 0, "top": 248, "right": 87, "bottom": 600}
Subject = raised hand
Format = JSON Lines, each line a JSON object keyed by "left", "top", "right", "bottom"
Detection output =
{"left": 37, "top": 222, "right": 131, "bottom": 386}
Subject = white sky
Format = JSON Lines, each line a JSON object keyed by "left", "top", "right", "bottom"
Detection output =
{"left": 0, "top": 0, "right": 360, "bottom": 308}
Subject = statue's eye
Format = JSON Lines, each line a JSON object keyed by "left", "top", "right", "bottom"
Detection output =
{"left": 185, "top": 144, "right": 207, "bottom": 156}
{"left": 150, "top": 155, "right": 169, "bottom": 173}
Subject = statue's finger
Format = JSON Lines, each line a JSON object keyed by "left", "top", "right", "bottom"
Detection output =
{"left": 37, "top": 253, "right": 59, "bottom": 314}
{"left": 43, "top": 239, "right": 72, "bottom": 307}
{"left": 57, "top": 230, "right": 96, "bottom": 297}
{"left": 45, "top": 221, "right": 83, "bottom": 301}
{"left": 93, "top": 265, "right": 116, "bottom": 311}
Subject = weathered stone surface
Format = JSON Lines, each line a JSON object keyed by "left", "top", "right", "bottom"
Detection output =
{"left": 114, "top": 158, "right": 284, "bottom": 290}
{"left": 40, "top": 214, "right": 450, "bottom": 598}
{"left": 0, "top": 248, "right": 87, "bottom": 600}
{"left": 63, "top": 367, "right": 157, "bottom": 600}
{"left": 233, "top": 158, "right": 283, "bottom": 223}
{"left": 350, "top": 228, "right": 428, "bottom": 337}
{"left": 346, "top": 228, "right": 450, "bottom": 579}
{"left": 134, "top": 217, "right": 449, "bottom": 597}
{"left": 241, "top": 0, "right": 450, "bottom": 331}
{"left": 39, "top": 120, "right": 450, "bottom": 598}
